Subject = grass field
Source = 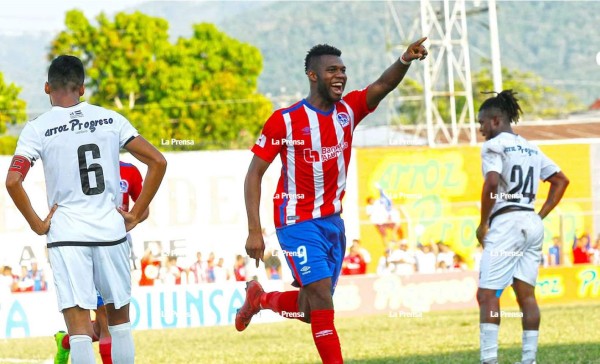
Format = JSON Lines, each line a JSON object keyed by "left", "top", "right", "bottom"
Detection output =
{"left": 1, "top": 302, "right": 599, "bottom": 364}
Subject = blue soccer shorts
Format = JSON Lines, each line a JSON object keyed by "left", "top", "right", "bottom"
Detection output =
{"left": 276, "top": 213, "right": 346, "bottom": 294}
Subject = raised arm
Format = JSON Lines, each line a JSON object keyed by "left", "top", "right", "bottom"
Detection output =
{"left": 366, "top": 37, "right": 428, "bottom": 110}
{"left": 538, "top": 171, "right": 569, "bottom": 219}
{"left": 244, "top": 154, "right": 271, "bottom": 267}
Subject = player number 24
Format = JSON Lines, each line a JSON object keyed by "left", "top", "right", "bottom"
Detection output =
{"left": 77, "top": 143, "right": 105, "bottom": 196}
{"left": 507, "top": 165, "right": 534, "bottom": 203}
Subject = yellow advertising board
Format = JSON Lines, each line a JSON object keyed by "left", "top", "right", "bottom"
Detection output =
{"left": 500, "top": 265, "right": 600, "bottom": 306}
{"left": 355, "top": 144, "right": 591, "bottom": 273}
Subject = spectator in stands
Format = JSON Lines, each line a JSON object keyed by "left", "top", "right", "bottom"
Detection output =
{"left": 573, "top": 236, "right": 591, "bottom": 264}
{"left": 161, "top": 255, "right": 183, "bottom": 285}
{"left": 233, "top": 255, "right": 247, "bottom": 281}
{"left": 436, "top": 241, "right": 455, "bottom": 270}
{"left": 376, "top": 247, "right": 395, "bottom": 275}
{"left": 342, "top": 243, "right": 367, "bottom": 275}
{"left": 189, "top": 252, "right": 206, "bottom": 284}
{"left": 548, "top": 236, "right": 561, "bottom": 266}
{"left": 589, "top": 237, "right": 600, "bottom": 265}
{"left": 1, "top": 265, "right": 17, "bottom": 294}
{"left": 139, "top": 247, "right": 161, "bottom": 286}
{"left": 264, "top": 250, "right": 282, "bottom": 280}
{"left": 389, "top": 241, "right": 415, "bottom": 275}
{"left": 436, "top": 260, "right": 448, "bottom": 272}
{"left": 452, "top": 254, "right": 468, "bottom": 271}
{"left": 351, "top": 239, "right": 372, "bottom": 266}
{"left": 415, "top": 244, "right": 436, "bottom": 274}
{"left": 205, "top": 252, "right": 216, "bottom": 283}
{"left": 15, "top": 265, "right": 34, "bottom": 292}
{"left": 213, "top": 257, "right": 230, "bottom": 283}
{"left": 27, "top": 260, "right": 46, "bottom": 291}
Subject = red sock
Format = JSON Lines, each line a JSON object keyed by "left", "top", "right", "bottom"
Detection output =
{"left": 61, "top": 334, "right": 70, "bottom": 349}
{"left": 311, "top": 309, "right": 343, "bottom": 364}
{"left": 260, "top": 291, "right": 303, "bottom": 320}
{"left": 99, "top": 337, "right": 112, "bottom": 364}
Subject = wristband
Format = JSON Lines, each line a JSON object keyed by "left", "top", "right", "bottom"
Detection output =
{"left": 400, "top": 53, "right": 412, "bottom": 65}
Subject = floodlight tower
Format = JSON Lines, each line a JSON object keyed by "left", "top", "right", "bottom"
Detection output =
{"left": 420, "top": 0, "right": 476, "bottom": 145}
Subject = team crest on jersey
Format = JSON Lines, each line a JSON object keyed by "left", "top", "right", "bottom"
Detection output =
{"left": 256, "top": 134, "right": 267, "bottom": 148}
{"left": 120, "top": 179, "right": 129, "bottom": 193}
{"left": 301, "top": 126, "right": 311, "bottom": 135}
{"left": 336, "top": 112, "right": 350, "bottom": 127}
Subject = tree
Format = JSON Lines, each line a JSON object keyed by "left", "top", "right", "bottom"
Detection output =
{"left": 0, "top": 72, "right": 27, "bottom": 134}
{"left": 0, "top": 72, "right": 26, "bottom": 154}
{"left": 49, "top": 10, "right": 272, "bottom": 150}
{"left": 394, "top": 65, "right": 583, "bottom": 126}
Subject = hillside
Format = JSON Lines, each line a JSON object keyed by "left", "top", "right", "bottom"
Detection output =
{"left": 0, "top": 0, "right": 598, "bottom": 117}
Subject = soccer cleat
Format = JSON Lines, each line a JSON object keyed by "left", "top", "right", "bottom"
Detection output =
{"left": 515, "top": 361, "right": 536, "bottom": 364}
{"left": 54, "top": 330, "right": 70, "bottom": 364}
{"left": 481, "top": 359, "right": 498, "bottom": 364}
{"left": 235, "top": 280, "right": 264, "bottom": 332}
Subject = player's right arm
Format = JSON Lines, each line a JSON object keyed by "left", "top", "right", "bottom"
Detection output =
{"left": 244, "top": 155, "right": 271, "bottom": 267}
{"left": 538, "top": 171, "right": 569, "bottom": 219}
{"left": 120, "top": 136, "right": 167, "bottom": 231}
{"left": 6, "top": 159, "right": 58, "bottom": 235}
{"left": 244, "top": 112, "right": 284, "bottom": 267}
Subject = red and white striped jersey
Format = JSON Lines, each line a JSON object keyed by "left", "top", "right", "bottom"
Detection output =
{"left": 252, "top": 88, "right": 374, "bottom": 228}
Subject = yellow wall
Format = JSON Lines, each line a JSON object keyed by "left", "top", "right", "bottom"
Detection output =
{"left": 356, "top": 144, "right": 591, "bottom": 272}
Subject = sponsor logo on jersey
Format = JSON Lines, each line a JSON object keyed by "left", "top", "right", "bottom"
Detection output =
{"left": 120, "top": 179, "right": 129, "bottom": 193}
{"left": 69, "top": 110, "right": 84, "bottom": 119}
{"left": 336, "top": 112, "right": 350, "bottom": 127}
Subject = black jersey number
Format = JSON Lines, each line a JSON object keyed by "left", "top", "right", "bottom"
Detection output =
{"left": 77, "top": 144, "right": 105, "bottom": 195}
{"left": 507, "top": 165, "right": 534, "bottom": 203}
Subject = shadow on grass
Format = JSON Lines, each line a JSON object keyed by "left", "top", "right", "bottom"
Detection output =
{"left": 342, "top": 342, "right": 600, "bottom": 364}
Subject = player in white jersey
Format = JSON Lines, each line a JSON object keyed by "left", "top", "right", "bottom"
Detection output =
{"left": 475, "top": 90, "right": 569, "bottom": 364}
{"left": 5, "top": 55, "right": 167, "bottom": 364}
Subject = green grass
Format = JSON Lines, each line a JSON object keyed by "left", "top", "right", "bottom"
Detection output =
{"left": 1, "top": 302, "right": 599, "bottom": 364}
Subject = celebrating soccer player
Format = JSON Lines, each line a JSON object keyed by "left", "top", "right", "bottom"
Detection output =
{"left": 475, "top": 90, "right": 569, "bottom": 364}
{"left": 5, "top": 55, "right": 167, "bottom": 364}
{"left": 238, "top": 38, "right": 428, "bottom": 363}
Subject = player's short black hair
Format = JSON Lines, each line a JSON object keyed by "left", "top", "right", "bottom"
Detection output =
{"left": 479, "top": 89, "right": 523, "bottom": 124}
{"left": 304, "top": 44, "right": 342, "bottom": 74}
{"left": 48, "top": 55, "right": 84, "bottom": 91}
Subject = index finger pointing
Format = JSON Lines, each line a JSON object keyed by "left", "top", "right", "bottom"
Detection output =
{"left": 255, "top": 258, "right": 259, "bottom": 268}
{"left": 414, "top": 37, "right": 428, "bottom": 46}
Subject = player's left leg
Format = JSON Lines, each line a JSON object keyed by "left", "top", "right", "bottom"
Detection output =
{"left": 512, "top": 212, "right": 544, "bottom": 364}
{"left": 94, "top": 242, "right": 134, "bottom": 364}
{"left": 512, "top": 279, "right": 539, "bottom": 364}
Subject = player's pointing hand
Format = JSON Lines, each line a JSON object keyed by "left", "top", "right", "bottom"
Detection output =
{"left": 245, "top": 231, "right": 265, "bottom": 268}
{"left": 403, "top": 37, "right": 428, "bottom": 62}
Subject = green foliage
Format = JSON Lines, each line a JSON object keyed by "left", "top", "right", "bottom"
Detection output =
{"left": 394, "top": 65, "right": 583, "bottom": 125}
{"left": 472, "top": 66, "right": 583, "bottom": 120}
{"left": 0, "top": 135, "right": 18, "bottom": 155}
{"left": 0, "top": 72, "right": 27, "bottom": 134}
{"left": 49, "top": 10, "right": 272, "bottom": 150}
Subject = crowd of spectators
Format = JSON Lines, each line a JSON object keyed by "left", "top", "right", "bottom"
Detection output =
{"left": 4, "top": 233, "right": 599, "bottom": 295}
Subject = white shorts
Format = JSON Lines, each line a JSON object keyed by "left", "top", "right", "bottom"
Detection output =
{"left": 48, "top": 242, "right": 132, "bottom": 312}
{"left": 479, "top": 210, "right": 544, "bottom": 290}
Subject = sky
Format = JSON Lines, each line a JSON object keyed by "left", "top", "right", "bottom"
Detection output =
{"left": 0, "top": 0, "right": 147, "bottom": 35}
